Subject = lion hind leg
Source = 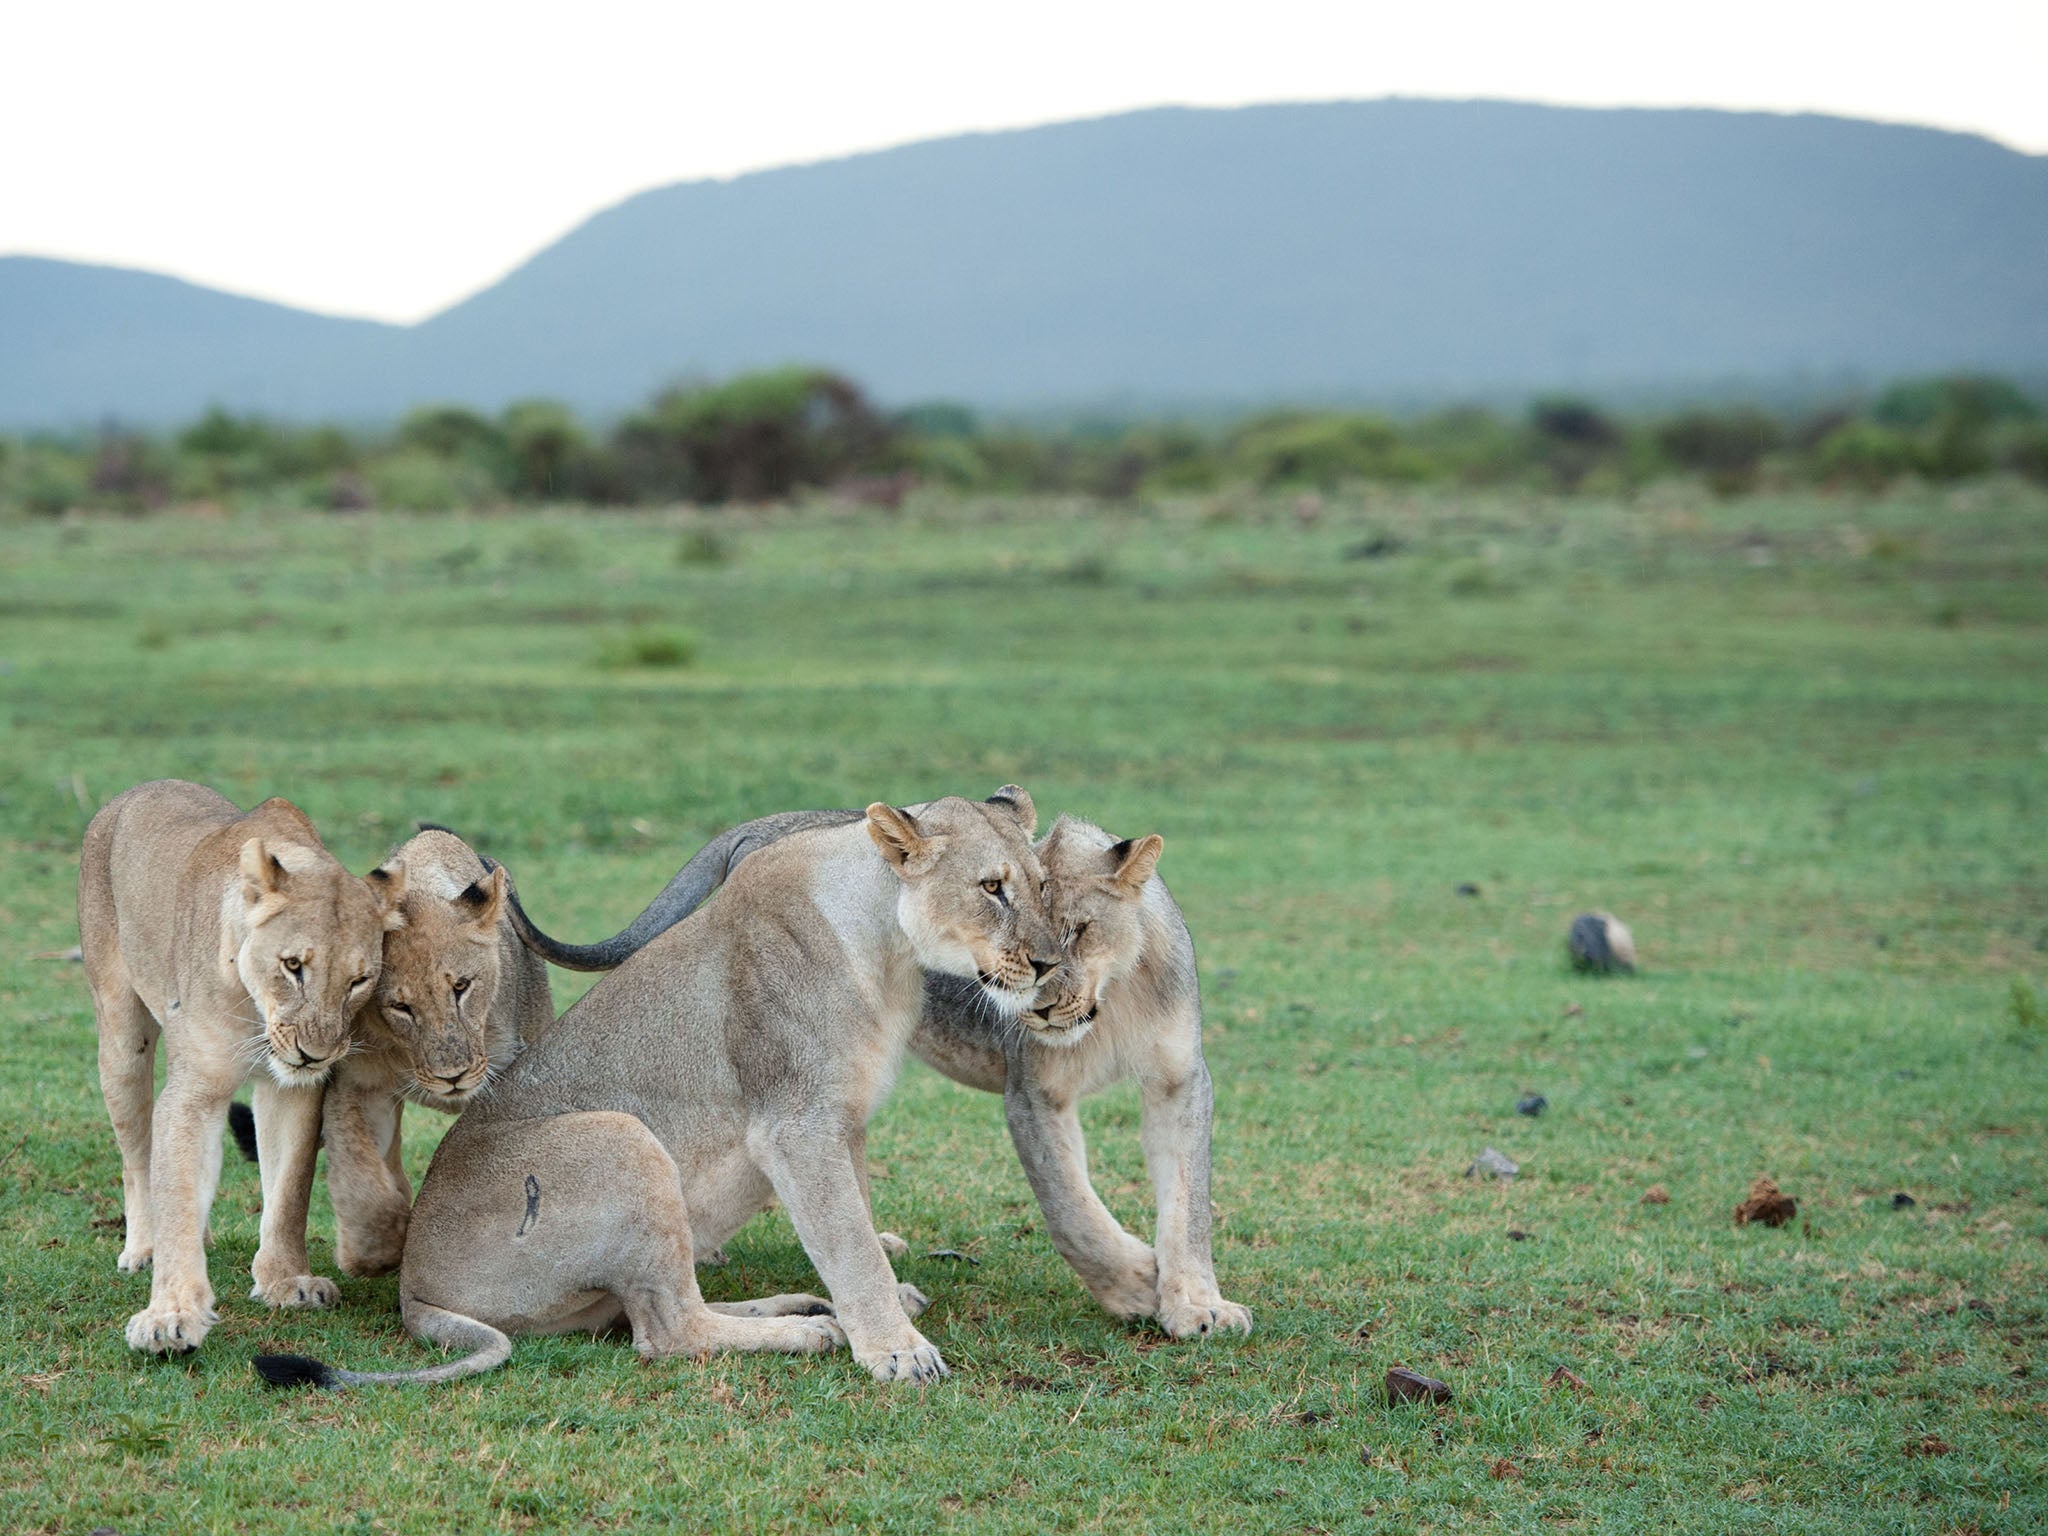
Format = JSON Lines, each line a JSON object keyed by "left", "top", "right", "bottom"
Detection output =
{"left": 93, "top": 982, "right": 159, "bottom": 1272}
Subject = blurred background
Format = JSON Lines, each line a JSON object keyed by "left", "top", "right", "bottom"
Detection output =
{"left": 2, "top": 0, "right": 2045, "bottom": 502}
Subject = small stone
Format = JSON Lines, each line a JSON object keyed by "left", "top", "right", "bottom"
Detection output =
{"left": 1507, "top": 1229, "right": 1535, "bottom": 1242}
{"left": 1385, "top": 1366, "right": 1453, "bottom": 1406}
{"left": 1456, "top": 882, "right": 1481, "bottom": 897}
{"left": 1466, "top": 1147, "right": 1519, "bottom": 1181}
{"left": 1516, "top": 1093, "right": 1548, "bottom": 1116}
{"left": 1640, "top": 1185, "right": 1670, "bottom": 1205}
{"left": 1568, "top": 912, "right": 1637, "bottom": 974}
{"left": 1891, "top": 1192, "right": 1916, "bottom": 1209}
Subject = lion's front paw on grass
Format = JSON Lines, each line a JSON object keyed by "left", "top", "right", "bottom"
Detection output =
{"left": 251, "top": 1273, "right": 339, "bottom": 1310}
{"left": 1159, "top": 1297, "right": 1254, "bottom": 1339}
{"left": 125, "top": 1301, "right": 217, "bottom": 1354}
{"left": 115, "top": 1244, "right": 153, "bottom": 1274}
{"left": 860, "top": 1337, "right": 948, "bottom": 1385}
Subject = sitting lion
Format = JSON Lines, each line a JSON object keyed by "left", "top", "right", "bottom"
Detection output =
{"left": 503, "top": 804, "right": 1252, "bottom": 1340}
{"left": 79, "top": 779, "right": 402, "bottom": 1354}
{"left": 255, "top": 790, "right": 1059, "bottom": 1390}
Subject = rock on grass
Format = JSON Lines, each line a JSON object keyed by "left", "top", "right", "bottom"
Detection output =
{"left": 1734, "top": 1176, "right": 1797, "bottom": 1227}
{"left": 1568, "top": 912, "right": 1636, "bottom": 973}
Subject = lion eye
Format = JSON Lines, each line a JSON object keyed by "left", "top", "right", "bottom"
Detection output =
{"left": 282, "top": 957, "right": 303, "bottom": 976}
{"left": 388, "top": 1003, "right": 414, "bottom": 1023}
{"left": 348, "top": 974, "right": 372, "bottom": 993}
{"left": 981, "top": 879, "right": 1004, "bottom": 896}
{"left": 452, "top": 978, "right": 472, "bottom": 997}
{"left": 1069, "top": 923, "right": 1090, "bottom": 946}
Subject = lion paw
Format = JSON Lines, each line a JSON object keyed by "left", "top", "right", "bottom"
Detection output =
{"left": 251, "top": 1272, "right": 339, "bottom": 1310}
{"left": 859, "top": 1335, "right": 948, "bottom": 1385}
{"left": 116, "top": 1244, "right": 153, "bottom": 1274}
{"left": 1158, "top": 1296, "right": 1254, "bottom": 1340}
{"left": 877, "top": 1230, "right": 910, "bottom": 1258}
{"left": 897, "top": 1282, "right": 931, "bottom": 1319}
{"left": 725, "top": 1292, "right": 835, "bottom": 1318}
{"left": 125, "top": 1300, "right": 217, "bottom": 1354}
{"left": 791, "top": 1316, "right": 848, "bottom": 1353}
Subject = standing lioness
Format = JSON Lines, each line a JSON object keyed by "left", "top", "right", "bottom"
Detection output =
{"left": 258, "top": 791, "right": 1059, "bottom": 1389}
{"left": 80, "top": 780, "right": 401, "bottom": 1353}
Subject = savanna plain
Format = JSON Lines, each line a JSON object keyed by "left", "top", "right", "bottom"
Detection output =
{"left": 1, "top": 482, "right": 2044, "bottom": 1533}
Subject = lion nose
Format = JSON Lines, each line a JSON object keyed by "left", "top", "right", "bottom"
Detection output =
{"left": 1028, "top": 1005, "right": 1056, "bottom": 1022}
{"left": 1030, "top": 957, "right": 1058, "bottom": 980}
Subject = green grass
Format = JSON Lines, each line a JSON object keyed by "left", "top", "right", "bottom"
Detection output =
{"left": 1, "top": 480, "right": 2045, "bottom": 1533}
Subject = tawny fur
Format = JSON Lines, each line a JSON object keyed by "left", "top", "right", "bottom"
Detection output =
{"left": 914, "top": 817, "right": 1251, "bottom": 1338}
{"left": 78, "top": 780, "right": 400, "bottom": 1354}
{"left": 320, "top": 830, "right": 556, "bottom": 1278}
{"left": 313, "top": 791, "right": 1057, "bottom": 1388}
{"left": 504, "top": 802, "right": 1252, "bottom": 1341}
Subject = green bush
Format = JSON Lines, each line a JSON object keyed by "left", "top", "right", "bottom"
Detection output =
{"left": 596, "top": 626, "right": 697, "bottom": 669}
{"left": 13, "top": 446, "right": 92, "bottom": 516}
{"left": 368, "top": 449, "right": 497, "bottom": 511}
{"left": 1815, "top": 421, "right": 1922, "bottom": 489}
{"left": 617, "top": 368, "right": 893, "bottom": 503}
{"left": 1230, "top": 413, "right": 1430, "bottom": 489}
{"left": 500, "top": 400, "right": 588, "bottom": 500}
{"left": 1656, "top": 408, "right": 1783, "bottom": 495}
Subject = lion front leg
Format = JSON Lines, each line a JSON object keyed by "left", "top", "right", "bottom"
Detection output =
{"left": 248, "top": 1076, "right": 340, "bottom": 1309}
{"left": 749, "top": 1117, "right": 943, "bottom": 1385}
{"left": 1140, "top": 1058, "right": 1251, "bottom": 1340}
{"left": 323, "top": 1070, "right": 412, "bottom": 1277}
{"left": 126, "top": 1063, "right": 234, "bottom": 1353}
{"left": 1002, "top": 1076, "right": 1160, "bottom": 1322}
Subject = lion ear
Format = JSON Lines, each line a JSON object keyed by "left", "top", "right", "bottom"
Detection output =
{"left": 459, "top": 866, "right": 507, "bottom": 931}
{"left": 367, "top": 862, "right": 409, "bottom": 931}
{"left": 1108, "top": 834, "right": 1163, "bottom": 893}
{"left": 240, "top": 838, "right": 288, "bottom": 903}
{"left": 985, "top": 785, "right": 1037, "bottom": 837}
{"left": 866, "top": 803, "right": 942, "bottom": 875}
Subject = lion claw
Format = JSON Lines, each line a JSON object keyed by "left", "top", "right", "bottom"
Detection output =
{"left": 125, "top": 1302, "right": 217, "bottom": 1354}
{"left": 861, "top": 1337, "right": 948, "bottom": 1385}
{"left": 251, "top": 1273, "right": 339, "bottom": 1310}
{"left": 1159, "top": 1297, "right": 1254, "bottom": 1340}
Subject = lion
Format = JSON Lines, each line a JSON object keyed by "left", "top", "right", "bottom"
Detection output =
{"left": 254, "top": 790, "right": 1059, "bottom": 1390}
{"left": 79, "top": 779, "right": 402, "bottom": 1354}
{"left": 502, "top": 804, "right": 1251, "bottom": 1340}
{"left": 318, "top": 828, "right": 555, "bottom": 1278}
{"left": 918, "top": 815, "right": 1252, "bottom": 1339}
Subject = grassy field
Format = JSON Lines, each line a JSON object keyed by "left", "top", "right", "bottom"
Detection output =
{"left": 1, "top": 480, "right": 2044, "bottom": 1533}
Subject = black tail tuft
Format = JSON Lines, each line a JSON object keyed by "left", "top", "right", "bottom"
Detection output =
{"left": 227, "top": 1101, "right": 259, "bottom": 1164}
{"left": 253, "top": 1353, "right": 338, "bottom": 1389}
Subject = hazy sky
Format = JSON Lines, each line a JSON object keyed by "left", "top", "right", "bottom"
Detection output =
{"left": 5, "top": 1, "right": 2043, "bottom": 324}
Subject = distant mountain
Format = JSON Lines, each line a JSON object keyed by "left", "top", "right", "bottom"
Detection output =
{"left": 5, "top": 99, "right": 2047, "bottom": 427}
{"left": 0, "top": 257, "right": 401, "bottom": 425}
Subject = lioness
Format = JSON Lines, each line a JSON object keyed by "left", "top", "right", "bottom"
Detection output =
{"left": 506, "top": 805, "right": 1252, "bottom": 1340}
{"left": 80, "top": 780, "right": 401, "bottom": 1354}
{"left": 255, "top": 791, "right": 1058, "bottom": 1389}
{"left": 320, "top": 828, "right": 554, "bottom": 1277}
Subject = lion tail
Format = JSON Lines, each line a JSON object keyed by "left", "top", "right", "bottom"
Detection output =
{"left": 253, "top": 1302, "right": 512, "bottom": 1389}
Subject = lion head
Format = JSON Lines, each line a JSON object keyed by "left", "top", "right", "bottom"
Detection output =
{"left": 230, "top": 838, "right": 401, "bottom": 1085}
{"left": 1018, "top": 816, "right": 1165, "bottom": 1047}
{"left": 866, "top": 786, "right": 1059, "bottom": 1018}
{"left": 362, "top": 831, "right": 516, "bottom": 1108}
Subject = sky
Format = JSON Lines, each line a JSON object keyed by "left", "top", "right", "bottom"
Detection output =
{"left": 4, "top": 0, "right": 2045, "bottom": 325}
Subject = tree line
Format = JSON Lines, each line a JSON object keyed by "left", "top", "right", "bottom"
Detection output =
{"left": 4, "top": 367, "right": 2044, "bottom": 517}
